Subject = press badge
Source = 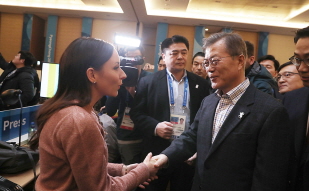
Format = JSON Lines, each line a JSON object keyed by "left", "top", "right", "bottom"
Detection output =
{"left": 120, "top": 107, "right": 134, "bottom": 130}
{"left": 170, "top": 114, "right": 186, "bottom": 139}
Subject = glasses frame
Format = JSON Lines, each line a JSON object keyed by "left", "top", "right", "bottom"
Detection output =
{"left": 203, "top": 55, "right": 234, "bottom": 69}
{"left": 289, "top": 56, "right": 309, "bottom": 68}
{"left": 203, "top": 54, "right": 244, "bottom": 69}
{"left": 275, "top": 71, "right": 299, "bottom": 81}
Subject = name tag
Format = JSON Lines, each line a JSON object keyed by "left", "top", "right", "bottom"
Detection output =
{"left": 120, "top": 107, "right": 134, "bottom": 130}
{"left": 170, "top": 114, "right": 186, "bottom": 139}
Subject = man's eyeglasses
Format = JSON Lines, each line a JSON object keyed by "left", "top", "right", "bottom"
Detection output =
{"left": 289, "top": 56, "right": 309, "bottom": 68}
{"left": 275, "top": 71, "right": 299, "bottom": 81}
{"left": 203, "top": 55, "right": 234, "bottom": 68}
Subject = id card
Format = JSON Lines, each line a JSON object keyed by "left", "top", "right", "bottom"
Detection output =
{"left": 120, "top": 107, "right": 134, "bottom": 130}
{"left": 170, "top": 114, "right": 186, "bottom": 138}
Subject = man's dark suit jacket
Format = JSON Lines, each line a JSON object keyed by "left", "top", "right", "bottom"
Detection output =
{"left": 283, "top": 87, "right": 309, "bottom": 191}
{"left": 130, "top": 69, "right": 210, "bottom": 159}
{"left": 162, "top": 84, "right": 291, "bottom": 191}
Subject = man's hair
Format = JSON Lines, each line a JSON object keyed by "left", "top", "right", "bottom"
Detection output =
{"left": 192, "top": 52, "right": 205, "bottom": 64}
{"left": 19, "top": 51, "right": 36, "bottom": 67}
{"left": 294, "top": 26, "right": 309, "bottom": 44}
{"left": 203, "top": 32, "right": 247, "bottom": 58}
{"left": 158, "top": 56, "right": 162, "bottom": 64}
{"left": 245, "top": 41, "right": 254, "bottom": 57}
{"left": 257, "top": 55, "right": 280, "bottom": 71}
{"left": 126, "top": 46, "right": 144, "bottom": 57}
{"left": 161, "top": 35, "right": 189, "bottom": 53}
{"left": 278, "top": 61, "right": 293, "bottom": 72}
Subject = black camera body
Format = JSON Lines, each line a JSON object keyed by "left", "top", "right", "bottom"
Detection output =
{"left": 120, "top": 56, "right": 144, "bottom": 66}
{"left": 120, "top": 56, "right": 144, "bottom": 87}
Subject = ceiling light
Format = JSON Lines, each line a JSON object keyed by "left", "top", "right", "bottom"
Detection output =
{"left": 205, "top": 28, "right": 209, "bottom": 31}
{"left": 114, "top": 34, "right": 141, "bottom": 47}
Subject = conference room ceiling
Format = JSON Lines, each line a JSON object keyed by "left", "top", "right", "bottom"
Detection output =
{"left": 0, "top": 0, "right": 309, "bottom": 35}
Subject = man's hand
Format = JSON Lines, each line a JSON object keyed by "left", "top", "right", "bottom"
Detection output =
{"left": 156, "top": 121, "right": 173, "bottom": 139}
{"left": 185, "top": 152, "right": 197, "bottom": 166}
{"left": 152, "top": 154, "right": 169, "bottom": 169}
{"left": 143, "top": 153, "right": 159, "bottom": 180}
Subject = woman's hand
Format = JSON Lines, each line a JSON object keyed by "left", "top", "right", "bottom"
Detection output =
{"left": 143, "top": 152, "right": 158, "bottom": 179}
{"left": 138, "top": 153, "right": 158, "bottom": 189}
{"left": 122, "top": 163, "right": 139, "bottom": 175}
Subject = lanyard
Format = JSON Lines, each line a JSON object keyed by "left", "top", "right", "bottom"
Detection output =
{"left": 0, "top": 69, "right": 17, "bottom": 89}
{"left": 167, "top": 73, "right": 188, "bottom": 112}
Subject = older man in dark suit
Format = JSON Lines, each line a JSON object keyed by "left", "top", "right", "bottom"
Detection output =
{"left": 283, "top": 26, "right": 309, "bottom": 191}
{"left": 130, "top": 35, "right": 210, "bottom": 191}
{"left": 153, "top": 32, "right": 291, "bottom": 191}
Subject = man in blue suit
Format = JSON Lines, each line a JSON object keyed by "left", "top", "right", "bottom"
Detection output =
{"left": 283, "top": 26, "right": 309, "bottom": 191}
{"left": 154, "top": 32, "right": 291, "bottom": 191}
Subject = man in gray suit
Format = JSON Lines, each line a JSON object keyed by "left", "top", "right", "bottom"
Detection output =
{"left": 153, "top": 32, "right": 291, "bottom": 191}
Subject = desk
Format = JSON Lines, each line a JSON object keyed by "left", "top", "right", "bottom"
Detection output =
{"left": 0, "top": 164, "right": 40, "bottom": 187}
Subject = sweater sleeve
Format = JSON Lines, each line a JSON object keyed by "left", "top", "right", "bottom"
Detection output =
{"left": 57, "top": 109, "right": 150, "bottom": 191}
{"left": 107, "top": 163, "right": 123, "bottom": 177}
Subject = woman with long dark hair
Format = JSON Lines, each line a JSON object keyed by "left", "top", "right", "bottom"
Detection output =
{"left": 29, "top": 37, "right": 157, "bottom": 191}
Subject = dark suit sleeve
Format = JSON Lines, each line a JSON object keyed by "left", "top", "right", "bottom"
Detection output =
{"left": 252, "top": 105, "right": 291, "bottom": 191}
{"left": 0, "top": 53, "right": 10, "bottom": 70}
{"left": 18, "top": 72, "right": 35, "bottom": 105}
{"left": 130, "top": 76, "right": 161, "bottom": 135}
{"left": 161, "top": 99, "right": 205, "bottom": 165}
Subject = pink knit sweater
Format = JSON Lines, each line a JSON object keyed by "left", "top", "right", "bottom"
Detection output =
{"left": 36, "top": 106, "right": 149, "bottom": 191}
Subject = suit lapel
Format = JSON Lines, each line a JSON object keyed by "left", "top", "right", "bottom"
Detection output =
{"left": 156, "top": 70, "right": 168, "bottom": 96}
{"left": 156, "top": 70, "right": 170, "bottom": 117}
{"left": 188, "top": 72, "right": 199, "bottom": 122}
{"left": 200, "top": 94, "right": 220, "bottom": 163}
{"left": 205, "top": 85, "right": 255, "bottom": 159}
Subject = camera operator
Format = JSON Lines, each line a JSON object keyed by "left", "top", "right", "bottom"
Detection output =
{"left": 105, "top": 46, "right": 151, "bottom": 165}
{"left": 0, "top": 51, "right": 40, "bottom": 110}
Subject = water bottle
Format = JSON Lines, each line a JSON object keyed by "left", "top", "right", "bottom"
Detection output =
{"left": 28, "top": 122, "right": 36, "bottom": 141}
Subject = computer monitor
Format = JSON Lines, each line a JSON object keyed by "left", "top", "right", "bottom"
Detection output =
{"left": 40, "top": 62, "right": 59, "bottom": 98}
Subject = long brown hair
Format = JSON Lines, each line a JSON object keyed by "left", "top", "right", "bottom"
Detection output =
{"left": 29, "top": 37, "right": 114, "bottom": 150}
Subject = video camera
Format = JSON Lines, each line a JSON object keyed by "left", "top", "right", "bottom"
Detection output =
{"left": 120, "top": 56, "right": 144, "bottom": 87}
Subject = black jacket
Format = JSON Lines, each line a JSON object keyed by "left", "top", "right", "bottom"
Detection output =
{"left": 0, "top": 54, "right": 40, "bottom": 110}
{"left": 130, "top": 69, "right": 210, "bottom": 159}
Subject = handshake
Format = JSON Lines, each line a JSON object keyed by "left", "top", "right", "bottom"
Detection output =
{"left": 122, "top": 153, "right": 168, "bottom": 189}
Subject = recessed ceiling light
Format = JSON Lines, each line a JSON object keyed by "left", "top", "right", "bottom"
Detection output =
{"left": 205, "top": 28, "right": 209, "bottom": 31}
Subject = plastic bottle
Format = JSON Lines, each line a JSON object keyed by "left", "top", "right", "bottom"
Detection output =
{"left": 28, "top": 122, "right": 36, "bottom": 141}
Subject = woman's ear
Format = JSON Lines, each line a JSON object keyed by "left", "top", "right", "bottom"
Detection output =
{"left": 86, "top": 68, "right": 96, "bottom": 84}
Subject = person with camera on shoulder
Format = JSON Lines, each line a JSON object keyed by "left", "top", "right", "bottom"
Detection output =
{"left": 105, "top": 46, "right": 151, "bottom": 165}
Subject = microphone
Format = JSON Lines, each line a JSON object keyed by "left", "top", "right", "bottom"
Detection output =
{"left": 0, "top": 89, "right": 22, "bottom": 105}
